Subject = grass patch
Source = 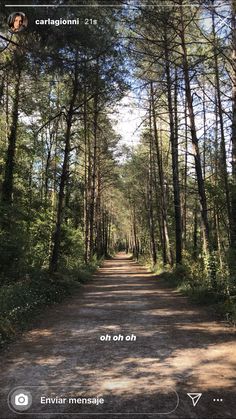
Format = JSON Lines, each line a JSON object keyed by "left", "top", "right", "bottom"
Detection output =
{"left": 0, "top": 261, "right": 99, "bottom": 348}
{"left": 151, "top": 261, "right": 236, "bottom": 325}
{"left": 157, "top": 271, "right": 182, "bottom": 287}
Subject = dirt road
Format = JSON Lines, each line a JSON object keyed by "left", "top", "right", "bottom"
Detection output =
{"left": 0, "top": 253, "right": 235, "bottom": 418}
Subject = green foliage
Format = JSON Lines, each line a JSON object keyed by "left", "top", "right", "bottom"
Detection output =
{"left": 156, "top": 263, "right": 190, "bottom": 288}
{"left": 27, "top": 209, "right": 53, "bottom": 269}
{"left": 0, "top": 269, "right": 92, "bottom": 346}
{"left": 0, "top": 1, "right": 235, "bottom": 348}
{"left": 0, "top": 204, "right": 28, "bottom": 282}
{"left": 58, "top": 223, "right": 84, "bottom": 272}
{"left": 227, "top": 247, "right": 236, "bottom": 287}
{"left": 77, "top": 257, "right": 102, "bottom": 283}
{"left": 0, "top": 205, "right": 52, "bottom": 280}
{"left": 155, "top": 251, "right": 236, "bottom": 323}
{"left": 218, "top": 296, "right": 236, "bottom": 325}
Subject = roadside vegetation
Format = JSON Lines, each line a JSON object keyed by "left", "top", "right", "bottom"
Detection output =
{"left": 0, "top": 259, "right": 100, "bottom": 347}
{"left": 0, "top": 1, "right": 236, "bottom": 345}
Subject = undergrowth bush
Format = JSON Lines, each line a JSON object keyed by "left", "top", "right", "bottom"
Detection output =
{"left": 149, "top": 250, "right": 236, "bottom": 324}
{"left": 0, "top": 257, "right": 100, "bottom": 347}
{"left": 0, "top": 274, "right": 77, "bottom": 346}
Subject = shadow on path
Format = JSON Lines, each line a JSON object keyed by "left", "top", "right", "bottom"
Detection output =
{"left": 0, "top": 253, "right": 235, "bottom": 418}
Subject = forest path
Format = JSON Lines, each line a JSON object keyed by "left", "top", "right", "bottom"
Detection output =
{"left": 0, "top": 253, "right": 235, "bottom": 418}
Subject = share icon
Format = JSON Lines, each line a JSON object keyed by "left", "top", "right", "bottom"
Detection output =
{"left": 187, "top": 393, "right": 202, "bottom": 407}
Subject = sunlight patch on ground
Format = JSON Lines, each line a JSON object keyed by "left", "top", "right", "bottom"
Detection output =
{"left": 35, "top": 356, "right": 67, "bottom": 366}
{"left": 28, "top": 329, "right": 53, "bottom": 338}
{"left": 179, "top": 323, "right": 232, "bottom": 333}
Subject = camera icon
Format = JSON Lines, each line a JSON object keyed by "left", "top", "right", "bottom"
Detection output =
{"left": 9, "top": 388, "right": 32, "bottom": 412}
{"left": 15, "top": 393, "right": 29, "bottom": 406}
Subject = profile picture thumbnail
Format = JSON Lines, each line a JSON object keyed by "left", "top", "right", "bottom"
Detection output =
{"left": 8, "top": 12, "right": 28, "bottom": 33}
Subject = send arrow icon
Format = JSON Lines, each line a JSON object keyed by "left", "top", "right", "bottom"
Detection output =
{"left": 187, "top": 393, "right": 202, "bottom": 407}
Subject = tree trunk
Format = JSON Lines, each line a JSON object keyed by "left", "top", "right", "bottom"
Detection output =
{"left": 230, "top": 0, "right": 236, "bottom": 249}
{"left": 2, "top": 69, "right": 21, "bottom": 204}
{"left": 183, "top": 96, "right": 188, "bottom": 248}
{"left": 89, "top": 59, "right": 99, "bottom": 260}
{"left": 212, "top": 10, "right": 231, "bottom": 239}
{"left": 83, "top": 85, "right": 89, "bottom": 263}
{"left": 148, "top": 101, "right": 157, "bottom": 265}
{"left": 150, "top": 81, "right": 172, "bottom": 265}
{"left": 180, "top": 2, "right": 211, "bottom": 254}
{"left": 133, "top": 205, "right": 139, "bottom": 260}
{"left": 164, "top": 32, "right": 182, "bottom": 264}
{"left": 50, "top": 60, "right": 79, "bottom": 273}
